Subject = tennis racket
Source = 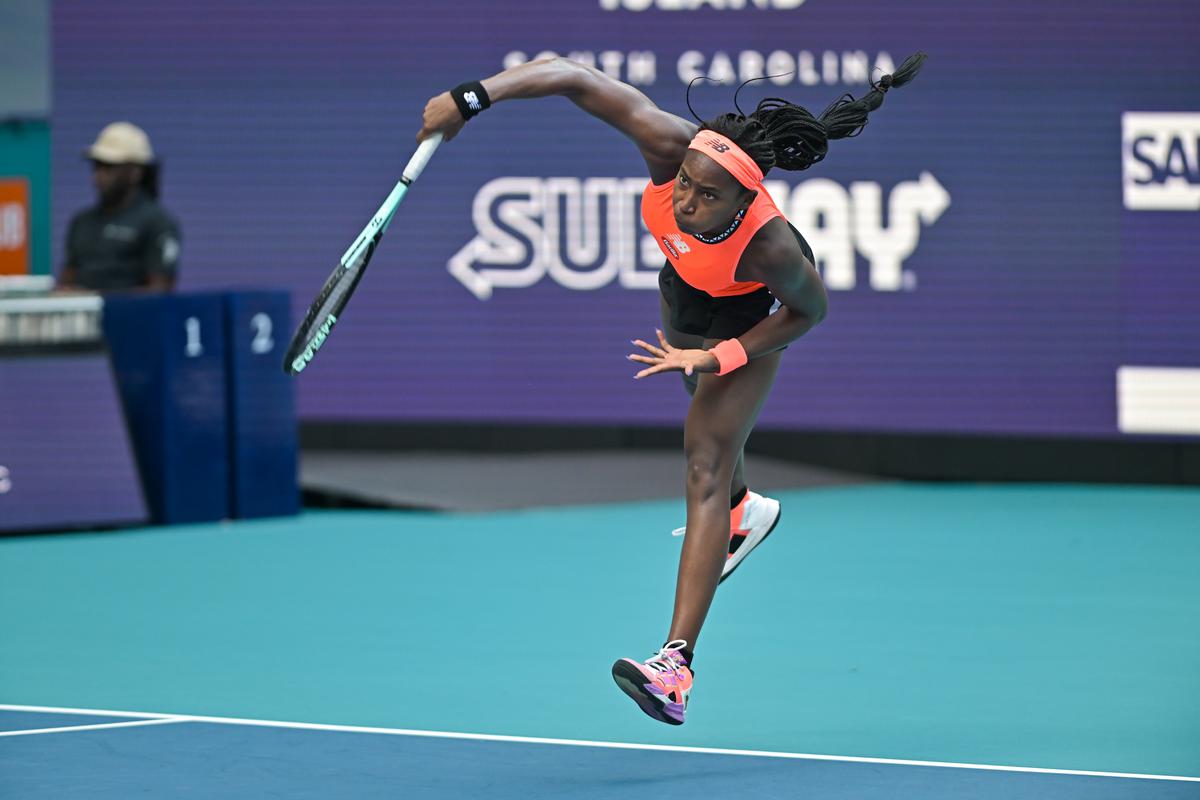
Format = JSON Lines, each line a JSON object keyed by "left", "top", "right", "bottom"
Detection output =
{"left": 283, "top": 132, "right": 443, "bottom": 375}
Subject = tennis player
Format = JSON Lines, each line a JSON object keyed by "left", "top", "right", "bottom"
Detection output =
{"left": 417, "top": 52, "right": 925, "bottom": 725}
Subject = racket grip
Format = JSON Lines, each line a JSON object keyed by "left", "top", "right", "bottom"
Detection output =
{"left": 404, "top": 133, "right": 442, "bottom": 183}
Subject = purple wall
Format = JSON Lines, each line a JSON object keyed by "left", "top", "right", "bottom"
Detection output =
{"left": 0, "top": 352, "right": 147, "bottom": 531}
{"left": 52, "top": 0, "right": 1200, "bottom": 437}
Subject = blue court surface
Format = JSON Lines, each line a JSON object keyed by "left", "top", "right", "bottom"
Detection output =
{"left": 3, "top": 484, "right": 1199, "bottom": 798}
{"left": 1, "top": 705, "right": 1197, "bottom": 799}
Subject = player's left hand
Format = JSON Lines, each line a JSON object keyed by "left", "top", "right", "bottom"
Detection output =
{"left": 628, "top": 329, "right": 719, "bottom": 379}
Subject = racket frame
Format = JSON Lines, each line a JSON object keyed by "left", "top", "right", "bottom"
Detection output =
{"left": 283, "top": 133, "right": 442, "bottom": 375}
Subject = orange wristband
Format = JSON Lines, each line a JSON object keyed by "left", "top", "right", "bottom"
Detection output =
{"left": 711, "top": 338, "right": 748, "bottom": 376}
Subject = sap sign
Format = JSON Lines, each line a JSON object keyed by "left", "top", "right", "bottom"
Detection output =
{"left": 1122, "top": 112, "right": 1200, "bottom": 211}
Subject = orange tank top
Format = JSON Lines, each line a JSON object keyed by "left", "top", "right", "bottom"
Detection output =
{"left": 641, "top": 179, "right": 783, "bottom": 297}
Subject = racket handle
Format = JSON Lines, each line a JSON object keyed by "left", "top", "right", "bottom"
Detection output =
{"left": 404, "top": 133, "right": 442, "bottom": 183}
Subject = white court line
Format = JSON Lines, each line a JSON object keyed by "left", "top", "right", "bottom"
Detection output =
{"left": 0, "top": 717, "right": 187, "bottom": 737}
{"left": 1, "top": 703, "right": 1197, "bottom": 784}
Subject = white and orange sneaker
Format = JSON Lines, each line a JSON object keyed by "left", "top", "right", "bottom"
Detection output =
{"left": 611, "top": 640, "right": 693, "bottom": 725}
{"left": 672, "top": 490, "right": 782, "bottom": 583}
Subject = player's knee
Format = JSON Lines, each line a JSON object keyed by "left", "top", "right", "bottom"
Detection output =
{"left": 684, "top": 440, "right": 732, "bottom": 498}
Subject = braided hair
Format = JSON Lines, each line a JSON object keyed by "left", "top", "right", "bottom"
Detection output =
{"left": 690, "top": 52, "right": 927, "bottom": 179}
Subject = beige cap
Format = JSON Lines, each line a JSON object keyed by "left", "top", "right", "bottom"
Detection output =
{"left": 85, "top": 122, "right": 155, "bottom": 165}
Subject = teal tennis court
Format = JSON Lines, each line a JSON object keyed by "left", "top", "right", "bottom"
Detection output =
{"left": 3, "top": 483, "right": 1198, "bottom": 797}
{"left": 8, "top": 2, "right": 1200, "bottom": 797}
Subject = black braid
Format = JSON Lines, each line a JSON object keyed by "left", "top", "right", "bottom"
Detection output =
{"left": 696, "top": 51, "right": 927, "bottom": 178}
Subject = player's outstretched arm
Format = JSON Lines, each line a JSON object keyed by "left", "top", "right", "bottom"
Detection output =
{"left": 418, "top": 57, "right": 696, "bottom": 184}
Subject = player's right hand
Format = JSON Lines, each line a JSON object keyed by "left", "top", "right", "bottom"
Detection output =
{"left": 417, "top": 92, "right": 466, "bottom": 143}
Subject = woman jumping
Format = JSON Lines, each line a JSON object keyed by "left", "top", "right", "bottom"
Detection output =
{"left": 417, "top": 51, "right": 925, "bottom": 725}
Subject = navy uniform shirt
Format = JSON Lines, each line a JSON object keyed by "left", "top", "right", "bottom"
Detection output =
{"left": 65, "top": 192, "right": 181, "bottom": 290}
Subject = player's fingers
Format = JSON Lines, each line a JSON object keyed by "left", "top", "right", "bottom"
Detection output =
{"left": 627, "top": 354, "right": 659, "bottom": 365}
{"left": 634, "top": 363, "right": 674, "bottom": 379}
{"left": 655, "top": 329, "right": 673, "bottom": 351}
{"left": 631, "top": 338, "right": 667, "bottom": 358}
{"left": 420, "top": 126, "right": 457, "bottom": 143}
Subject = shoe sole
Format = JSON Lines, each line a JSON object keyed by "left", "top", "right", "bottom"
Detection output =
{"left": 719, "top": 504, "right": 781, "bottom": 584}
{"left": 611, "top": 660, "right": 684, "bottom": 725}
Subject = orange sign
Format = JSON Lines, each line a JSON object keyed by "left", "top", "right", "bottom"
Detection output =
{"left": 0, "top": 178, "right": 31, "bottom": 275}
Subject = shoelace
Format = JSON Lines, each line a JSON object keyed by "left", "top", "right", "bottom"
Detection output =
{"left": 644, "top": 639, "right": 689, "bottom": 673}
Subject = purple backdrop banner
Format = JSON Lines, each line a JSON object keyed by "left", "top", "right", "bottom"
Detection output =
{"left": 52, "top": 0, "right": 1200, "bottom": 437}
{"left": 0, "top": 352, "right": 147, "bottom": 532}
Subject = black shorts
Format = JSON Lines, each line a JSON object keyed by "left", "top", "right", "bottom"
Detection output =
{"left": 658, "top": 223, "right": 814, "bottom": 340}
{"left": 658, "top": 261, "right": 774, "bottom": 340}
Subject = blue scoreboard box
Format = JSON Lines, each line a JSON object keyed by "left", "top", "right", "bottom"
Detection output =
{"left": 103, "top": 291, "right": 298, "bottom": 525}
{"left": 223, "top": 291, "right": 299, "bottom": 519}
{"left": 103, "top": 293, "right": 230, "bottom": 524}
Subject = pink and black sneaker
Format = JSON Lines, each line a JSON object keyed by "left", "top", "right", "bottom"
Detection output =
{"left": 611, "top": 640, "right": 693, "bottom": 725}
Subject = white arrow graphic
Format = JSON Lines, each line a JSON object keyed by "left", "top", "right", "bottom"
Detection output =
{"left": 448, "top": 237, "right": 550, "bottom": 301}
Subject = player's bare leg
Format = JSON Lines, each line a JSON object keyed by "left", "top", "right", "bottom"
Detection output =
{"left": 669, "top": 348, "right": 782, "bottom": 648}
{"left": 660, "top": 296, "right": 781, "bottom": 583}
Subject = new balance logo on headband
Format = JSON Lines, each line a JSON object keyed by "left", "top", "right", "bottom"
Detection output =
{"left": 702, "top": 138, "right": 731, "bottom": 154}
